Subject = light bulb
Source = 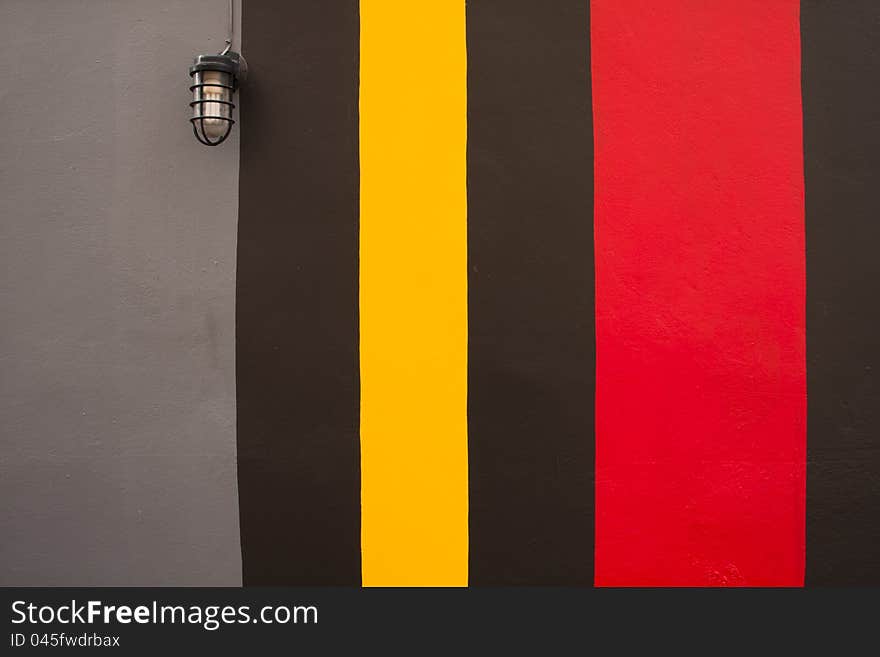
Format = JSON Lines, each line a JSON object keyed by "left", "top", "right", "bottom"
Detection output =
{"left": 193, "top": 70, "right": 232, "bottom": 139}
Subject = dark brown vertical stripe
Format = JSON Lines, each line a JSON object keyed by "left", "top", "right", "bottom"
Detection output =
{"left": 236, "top": 0, "right": 360, "bottom": 585}
{"left": 467, "top": 0, "right": 595, "bottom": 585}
{"left": 803, "top": 0, "right": 880, "bottom": 585}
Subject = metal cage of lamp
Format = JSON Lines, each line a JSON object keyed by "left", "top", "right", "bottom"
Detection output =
{"left": 189, "top": 52, "right": 246, "bottom": 146}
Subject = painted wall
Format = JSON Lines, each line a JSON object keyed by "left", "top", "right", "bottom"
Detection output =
{"left": 2, "top": 1, "right": 877, "bottom": 588}
{"left": 236, "top": 1, "right": 878, "bottom": 587}
{"left": 0, "top": 0, "right": 241, "bottom": 585}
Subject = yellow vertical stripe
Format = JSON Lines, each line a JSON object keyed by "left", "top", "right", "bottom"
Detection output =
{"left": 359, "top": 1, "right": 468, "bottom": 586}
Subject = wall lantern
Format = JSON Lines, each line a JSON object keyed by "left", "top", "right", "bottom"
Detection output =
{"left": 189, "top": 51, "right": 246, "bottom": 146}
{"left": 189, "top": 1, "right": 246, "bottom": 146}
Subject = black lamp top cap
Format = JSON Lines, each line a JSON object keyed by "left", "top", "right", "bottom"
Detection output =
{"left": 190, "top": 53, "right": 241, "bottom": 76}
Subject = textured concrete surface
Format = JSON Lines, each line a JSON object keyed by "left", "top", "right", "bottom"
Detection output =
{"left": 0, "top": 0, "right": 241, "bottom": 585}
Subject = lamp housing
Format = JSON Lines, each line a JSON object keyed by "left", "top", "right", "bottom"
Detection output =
{"left": 189, "top": 52, "right": 247, "bottom": 146}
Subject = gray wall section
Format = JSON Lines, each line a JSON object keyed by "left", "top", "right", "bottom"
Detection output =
{"left": 0, "top": 0, "right": 242, "bottom": 585}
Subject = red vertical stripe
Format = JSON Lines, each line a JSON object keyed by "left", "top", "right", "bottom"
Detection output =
{"left": 592, "top": 1, "right": 805, "bottom": 586}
